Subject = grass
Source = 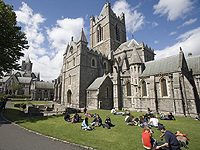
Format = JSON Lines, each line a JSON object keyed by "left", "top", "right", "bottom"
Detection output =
{"left": 11, "top": 101, "right": 51, "bottom": 105}
{"left": 3, "top": 108, "right": 200, "bottom": 150}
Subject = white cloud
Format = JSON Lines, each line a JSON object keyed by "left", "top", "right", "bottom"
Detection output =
{"left": 155, "top": 27, "right": 200, "bottom": 59}
{"left": 152, "top": 22, "right": 158, "bottom": 28}
{"left": 169, "top": 31, "right": 177, "bottom": 36}
{"left": 154, "top": 40, "right": 159, "bottom": 44}
{"left": 15, "top": 2, "right": 85, "bottom": 81}
{"left": 46, "top": 18, "right": 84, "bottom": 50}
{"left": 178, "top": 18, "right": 197, "bottom": 28}
{"left": 15, "top": 2, "right": 46, "bottom": 57}
{"left": 153, "top": 0, "right": 194, "bottom": 21}
{"left": 113, "top": 0, "right": 145, "bottom": 33}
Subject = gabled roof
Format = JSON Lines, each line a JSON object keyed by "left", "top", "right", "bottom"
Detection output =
{"left": 18, "top": 77, "right": 32, "bottom": 84}
{"left": 141, "top": 55, "right": 180, "bottom": 77}
{"left": 186, "top": 55, "right": 200, "bottom": 75}
{"left": 87, "top": 75, "right": 107, "bottom": 90}
{"left": 115, "top": 39, "right": 139, "bottom": 54}
{"left": 35, "top": 81, "right": 54, "bottom": 89}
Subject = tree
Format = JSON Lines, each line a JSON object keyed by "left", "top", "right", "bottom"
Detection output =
{"left": 9, "top": 82, "right": 21, "bottom": 94}
{"left": 0, "top": 0, "right": 29, "bottom": 77}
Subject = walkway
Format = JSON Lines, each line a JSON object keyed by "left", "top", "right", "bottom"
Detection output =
{"left": 0, "top": 101, "right": 88, "bottom": 150}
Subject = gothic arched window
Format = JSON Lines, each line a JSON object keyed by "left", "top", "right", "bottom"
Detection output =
{"left": 97, "top": 25, "right": 103, "bottom": 42}
{"left": 116, "top": 24, "right": 120, "bottom": 41}
{"left": 142, "top": 81, "right": 147, "bottom": 96}
{"left": 126, "top": 81, "right": 131, "bottom": 96}
{"left": 161, "top": 78, "right": 168, "bottom": 96}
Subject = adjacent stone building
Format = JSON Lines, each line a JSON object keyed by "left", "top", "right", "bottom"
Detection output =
{"left": 54, "top": 2, "right": 200, "bottom": 117}
{"left": 0, "top": 57, "right": 40, "bottom": 95}
{"left": 0, "top": 57, "right": 54, "bottom": 101}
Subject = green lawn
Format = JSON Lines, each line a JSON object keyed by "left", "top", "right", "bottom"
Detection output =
{"left": 3, "top": 108, "right": 200, "bottom": 150}
{"left": 11, "top": 101, "right": 51, "bottom": 105}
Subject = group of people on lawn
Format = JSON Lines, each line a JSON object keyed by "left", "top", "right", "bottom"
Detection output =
{"left": 64, "top": 107, "right": 189, "bottom": 150}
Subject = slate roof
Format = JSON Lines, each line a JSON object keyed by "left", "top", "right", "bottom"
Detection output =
{"left": 186, "top": 55, "right": 200, "bottom": 75}
{"left": 87, "top": 75, "right": 107, "bottom": 90}
{"left": 141, "top": 55, "right": 180, "bottom": 77}
{"left": 35, "top": 81, "right": 54, "bottom": 89}
{"left": 115, "top": 39, "right": 140, "bottom": 54}
{"left": 18, "top": 77, "right": 32, "bottom": 84}
{"left": 130, "top": 48, "right": 143, "bottom": 64}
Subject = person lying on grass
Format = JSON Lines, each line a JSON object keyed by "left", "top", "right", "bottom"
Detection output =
{"left": 81, "top": 117, "right": 92, "bottom": 130}
{"left": 159, "top": 112, "right": 175, "bottom": 120}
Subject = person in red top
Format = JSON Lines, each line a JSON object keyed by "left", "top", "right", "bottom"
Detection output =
{"left": 142, "top": 127, "right": 157, "bottom": 150}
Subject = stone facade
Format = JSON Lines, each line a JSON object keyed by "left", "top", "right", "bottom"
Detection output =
{"left": 54, "top": 2, "right": 200, "bottom": 116}
{"left": 31, "top": 81, "right": 54, "bottom": 101}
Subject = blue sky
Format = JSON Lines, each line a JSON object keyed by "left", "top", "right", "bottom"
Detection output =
{"left": 5, "top": 0, "right": 200, "bottom": 81}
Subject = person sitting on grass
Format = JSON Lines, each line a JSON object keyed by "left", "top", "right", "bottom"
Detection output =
{"left": 125, "top": 114, "right": 136, "bottom": 125}
{"left": 91, "top": 114, "right": 102, "bottom": 127}
{"left": 142, "top": 126, "right": 157, "bottom": 150}
{"left": 147, "top": 108, "right": 153, "bottom": 117}
{"left": 148, "top": 115, "right": 159, "bottom": 127}
{"left": 71, "top": 113, "right": 80, "bottom": 123}
{"left": 103, "top": 116, "right": 115, "bottom": 129}
{"left": 156, "top": 124, "right": 180, "bottom": 150}
{"left": 139, "top": 115, "right": 148, "bottom": 128}
{"left": 64, "top": 112, "right": 71, "bottom": 122}
{"left": 159, "top": 112, "right": 175, "bottom": 120}
{"left": 81, "top": 117, "right": 92, "bottom": 130}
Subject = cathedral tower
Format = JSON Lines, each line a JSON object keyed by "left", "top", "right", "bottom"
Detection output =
{"left": 21, "top": 56, "right": 32, "bottom": 73}
{"left": 90, "top": 1, "right": 126, "bottom": 57}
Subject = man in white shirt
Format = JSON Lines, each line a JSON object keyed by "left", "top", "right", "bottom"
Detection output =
{"left": 148, "top": 115, "right": 159, "bottom": 127}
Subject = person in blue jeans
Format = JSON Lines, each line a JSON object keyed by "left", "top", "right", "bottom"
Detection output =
{"left": 156, "top": 124, "right": 180, "bottom": 150}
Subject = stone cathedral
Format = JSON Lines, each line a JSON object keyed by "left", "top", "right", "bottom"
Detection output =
{"left": 54, "top": 2, "right": 200, "bottom": 117}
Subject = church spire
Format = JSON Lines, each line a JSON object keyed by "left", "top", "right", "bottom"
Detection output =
{"left": 77, "top": 28, "right": 88, "bottom": 44}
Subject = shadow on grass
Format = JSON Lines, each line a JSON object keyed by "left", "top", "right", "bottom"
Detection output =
{"left": 3, "top": 107, "right": 64, "bottom": 124}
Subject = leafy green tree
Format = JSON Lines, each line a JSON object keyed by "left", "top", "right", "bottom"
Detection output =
{"left": 0, "top": 0, "right": 29, "bottom": 77}
{"left": 9, "top": 82, "right": 21, "bottom": 94}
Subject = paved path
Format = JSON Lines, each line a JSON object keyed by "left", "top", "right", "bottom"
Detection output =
{"left": 0, "top": 102, "right": 88, "bottom": 150}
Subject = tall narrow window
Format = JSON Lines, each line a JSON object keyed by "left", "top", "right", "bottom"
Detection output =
{"left": 68, "top": 75, "right": 71, "bottom": 85}
{"left": 66, "top": 61, "right": 69, "bottom": 70}
{"left": 97, "top": 25, "right": 103, "bottom": 42}
{"left": 142, "top": 81, "right": 147, "bottom": 96}
{"left": 91, "top": 58, "right": 96, "bottom": 67}
{"left": 161, "top": 78, "right": 168, "bottom": 96}
{"left": 116, "top": 24, "right": 120, "bottom": 41}
{"left": 127, "top": 81, "right": 131, "bottom": 96}
{"left": 73, "top": 57, "right": 75, "bottom": 66}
